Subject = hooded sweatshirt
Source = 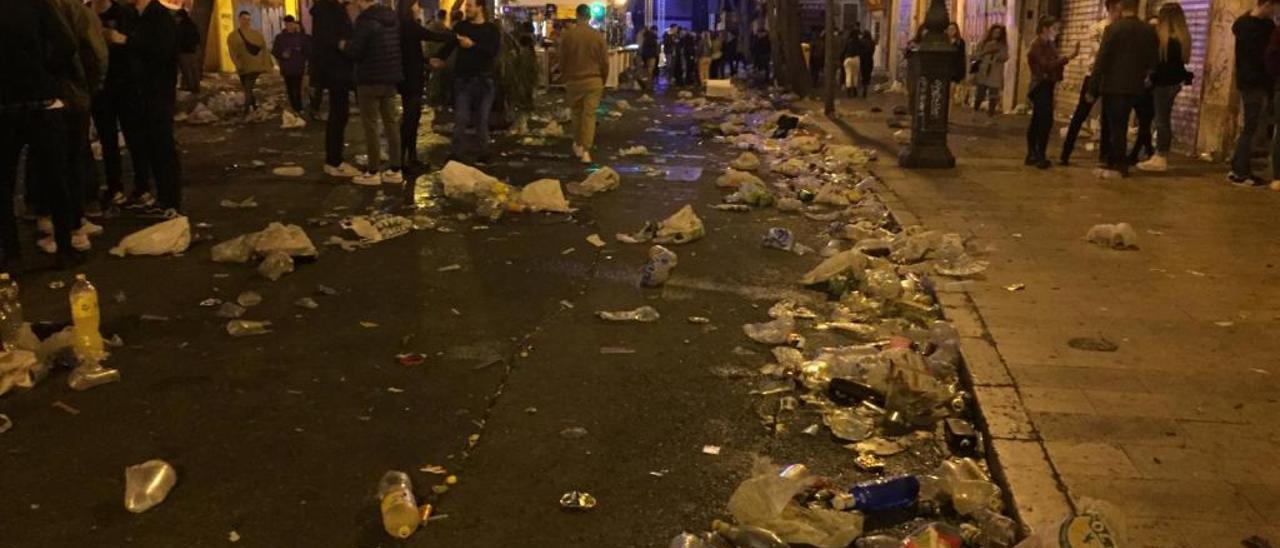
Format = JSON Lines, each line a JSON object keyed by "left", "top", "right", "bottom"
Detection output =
{"left": 345, "top": 3, "right": 402, "bottom": 85}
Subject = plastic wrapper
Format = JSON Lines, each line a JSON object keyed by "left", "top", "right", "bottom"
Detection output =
{"left": 730, "top": 152, "right": 762, "bottom": 171}
{"left": 883, "top": 349, "right": 952, "bottom": 427}
{"left": 716, "top": 169, "right": 766, "bottom": 189}
{"left": 800, "top": 250, "right": 870, "bottom": 285}
{"left": 762, "top": 228, "right": 794, "bottom": 251}
{"left": 439, "top": 161, "right": 503, "bottom": 199}
{"left": 640, "top": 245, "right": 678, "bottom": 287}
{"left": 257, "top": 251, "right": 295, "bottom": 281}
{"left": 343, "top": 213, "right": 413, "bottom": 242}
{"left": 823, "top": 408, "right": 875, "bottom": 441}
{"left": 596, "top": 306, "right": 660, "bottom": 322}
{"left": 124, "top": 459, "right": 177, "bottom": 513}
{"left": 226, "top": 320, "right": 272, "bottom": 337}
{"left": 727, "top": 177, "right": 774, "bottom": 207}
{"left": 519, "top": 179, "right": 573, "bottom": 213}
{"left": 742, "top": 316, "right": 796, "bottom": 345}
{"left": 654, "top": 205, "right": 705, "bottom": 244}
{"left": 567, "top": 167, "right": 620, "bottom": 196}
{"left": 1085, "top": 222, "right": 1139, "bottom": 249}
{"left": 109, "top": 217, "right": 192, "bottom": 257}
{"left": 211, "top": 235, "right": 254, "bottom": 263}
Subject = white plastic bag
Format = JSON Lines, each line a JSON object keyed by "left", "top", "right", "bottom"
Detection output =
{"left": 109, "top": 217, "right": 191, "bottom": 257}
{"left": 519, "top": 179, "right": 573, "bottom": 213}
{"left": 566, "top": 167, "right": 620, "bottom": 196}
{"left": 247, "top": 222, "right": 317, "bottom": 258}
{"left": 440, "top": 161, "right": 501, "bottom": 199}
{"left": 655, "top": 205, "right": 705, "bottom": 244}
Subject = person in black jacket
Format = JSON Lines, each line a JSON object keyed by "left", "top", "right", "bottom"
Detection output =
{"left": 0, "top": 0, "right": 81, "bottom": 268}
{"left": 107, "top": 0, "right": 183, "bottom": 217}
{"left": 1138, "top": 3, "right": 1193, "bottom": 173}
{"left": 430, "top": 1, "right": 501, "bottom": 163}
{"left": 859, "top": 30, "right": 875, "bottom": 97}
{"left": 311, "top": 0, "right": 362, "bottom": 178}
{"left": 1088, "top": 0, "right": 1157, "bottom": 178}
{"left": 344, "top": 0, "right": 403, "bottom": 185}
{"left": 1229, "top": 0, "right": 1277, "bottom": 185}
{"left": 639, "top": 26, "right": 659, "bottom": 90}
{"left": 176, "top": 7, "right": 202, "bottom": 93}
{"left": 93, "top": 0, "right": 153, "bottom": 209}
{"left": 396, "top": 0, "right": 451, "bottom": 171}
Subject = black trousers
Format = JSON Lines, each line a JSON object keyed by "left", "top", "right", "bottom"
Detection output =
{"left": 0, "top": 108, "right": 75, "bottom": 258}
{"left": 1061, "top": 76, "right": 1109, "bottom": 163}
{"left": 1026, "top": 81, "right": 1055, "bottom": 161}
{"left": 283, "top": 74, "right": 304, "bottom": 113}
{"left": 1128, "top": 90, "right": 1154, "bottom": 162}
{"left": 92, "top": 85, "right": 151, "bottom": 199}
{"left": 325, "top": 85, "right": 351, "bottom": 167}
{"left": 64, "top": 108, "right": 91, "bottom": 221}
{"left": 1102, "top": 94, "right": 1138, "bottom": 173}
{"left": 143, "top": 89, "right": 181, "bottom": 209}
{"left": 240, "top": 73, "right": 259, "bottom": 112}
{"left": 399, "top": 81, "right": 424, "bottom": 166}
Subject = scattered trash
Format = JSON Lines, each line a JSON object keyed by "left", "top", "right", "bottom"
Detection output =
{"left": 567, "top": 167, "right": 621, "bottom": 196}
{"left": 237, "top": 291, "right": 262, "bottom": 307}
{"left": 701, "top": 445, "right": 721, "bottom": 455}
{"left": 257, "top": 251, "right": 295, "bottom": 281}
{"left": 228, "top": 531, "right": 241, "bottom": 543}
{"left": 1085, "top": 223, "right": 1139, "bottom": 249}
{"left": 640, "top": 245, "right": 679, "bottom": 287}
{"left": 619, "top": 145, "right": 650, "bottom": 156}
{"left": 1067, "top": 337, "right": 1118, "bottom": 352}
{"left": 519, "top": 179, "right": 574, "bottom": 213}
{"left": 586, "top": 234, "right": 606, "bottom": 247}
{"left": 559, "top": 426, "right": 589, "bottom": 439}
{"left": 596, "top": 306, "right": 661, "bottom": 322}
{"left": 437, "top": 264, "right": 462, "bottom": 272}
{"left": 0, "top": 414, "right": 11, "bottom": 434}
{"left": 272, "top": 165, "right": 306, "bottom": 177}
{"left": 216, "top": 302, "right": 246, "bottom": 319}
{"left": 342, "top": 213, "right": 413, "bottom": 243}
{"left": 294, "top": 297, "right": 319, "bottom": 310}
{"left": 109, "top": 216, "right": 192, "bottom": 257}
{"left": 730, "top": 151, "right": 761, "bottom": 171}
{"left": 219, "top": 196, "right": 258, "bottom": 209}
{"left": 1004, "top": 284, "right": 1025, "bottom": 292}
{"left": 378, "top": 471, "right": 421, "bottom": 538}
{"left": 600, "top": 347, "right": 637, "bottom": 354}
{"left": 226, "top": 320, "right": 272, "bottom": 337}
{"left": 559, "top": 491, "right": 597, "bottom": 510}
{"left": 124, "top": 459, "right": 177, "bottom": 513}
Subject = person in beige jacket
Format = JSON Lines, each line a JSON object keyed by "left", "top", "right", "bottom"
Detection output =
{"left": 558, "top": 5, "right": 609, "bottom": 163}
{"left": 227, "top": 10, "right": 274, "bottom": 114}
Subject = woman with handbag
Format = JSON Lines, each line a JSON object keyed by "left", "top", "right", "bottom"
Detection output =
{"left": 1137, "top": 4, "right": 1193, "bottom": 173}
{"left": 227, "top": 11, "right": 273, "bottom": 116}
{"left": 972, "top": 24, "right": 1009, "bottom": 117}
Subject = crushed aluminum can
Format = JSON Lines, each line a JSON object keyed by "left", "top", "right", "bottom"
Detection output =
{"left": 124, "top": 459, "right": 178, "bottom": 513}
{"left": 854, "top": 452, "right": 887, "bottom": 474}
{"left": 558, "top": 491, "right": 597, "bottom": 511}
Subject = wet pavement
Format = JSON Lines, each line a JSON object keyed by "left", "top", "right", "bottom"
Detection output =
{"left": 0, "top": 84, "right": 964, "bottom": 547}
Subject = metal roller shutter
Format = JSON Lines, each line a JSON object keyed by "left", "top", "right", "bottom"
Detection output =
{"left": 1056, "top": 0, "right": 1102, "bottom": 116}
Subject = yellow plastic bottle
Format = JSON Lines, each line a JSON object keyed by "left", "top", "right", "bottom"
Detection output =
{"left": 69, "top": 274, "right": 104, "bottom": 362}
{"left": 377, "top": 471, "right": 420, "bottom": 539}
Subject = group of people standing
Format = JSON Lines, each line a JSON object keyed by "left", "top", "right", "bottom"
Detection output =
{"left": 636, "top": 25, "right": 741, "bottom": 89}
{"left": 2, "top": 0, "right": 185, "bottom": 269}
{"left": 840, "top": 26, "right": 878, "bottom": 98}
{"left": 1025, "top": 0, "right": 1188, "bottom": 179}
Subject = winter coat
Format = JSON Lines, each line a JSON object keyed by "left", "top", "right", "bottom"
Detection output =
{"left": 272, "top": 30, "right": 311, "bottom": 77}
{"left": 0, "top": 0, "right": 76, "bottom": 110}
{"left": 228, "top": 27, "right": 273, "bottom": 75}
{"left": 177, "top": 9, "right": 200, "bottom": 54}
{"left": 310, "top": 0, "right": 354, "bottom": 89}
{"left": 344, "top": 4, "right": 402, "bottom": 86}
{"left": 1234, "top": 13, "right": 1275, "bottom": 91}
{"left": 98, "top": 1, "right": 141, "bottom": 91}
{"left": 972, "top": 41, "right": 1008, "bottom": 89}
{"left": 1089, "top": 15, "right": 1158, "bottom": 96}
{"left": 49, "top": 0, "right": 108, "bottom": 111}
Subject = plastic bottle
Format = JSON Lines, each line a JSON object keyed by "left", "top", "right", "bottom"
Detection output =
{"left": 711, "top": 520, "right": 787, "bottom": 548}
{"left": 849, "top": 474, "right": 920, "bottom": 511}
{"left": 377, "top": 471, "right": 421, "bottom": 539}
{"left": 69, "top": 274, "right": 104, "bottom": 363}
{"left": 0, "top": 273, "right": 24, "bottom": 350}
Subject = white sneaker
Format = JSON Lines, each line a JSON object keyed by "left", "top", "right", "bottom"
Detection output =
{"left": 37, "top": 233, "right": 91, "bottom": 254}
{"left": 1136, "top": 154, "right": 1167, "bottom": 172}
{"left": 572, "top": 143, "right": 583, "bottom": 159}
{"left": 380, "top": 169, "right": 404, "bottom": 184}
{"left": 352, "top": 171, "right": 381, "bottom": 186}
{"left": 108, "top": 192, "right": 128, "bottom": 206}
{"left": 579, "top": 149, "right": 592, "bottom": 164}
{"left": 324, "top": 162, "right": 362, "bottom": 178}
{"left": 36, "top": 217, "right": 53, "bottom": 235}
{"left": 78, "top": 218, "right": 104, "bottom": 237}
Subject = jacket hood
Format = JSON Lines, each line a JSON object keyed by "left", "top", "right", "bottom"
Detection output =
{"left": 361, "top": 4, "right": 397, "bottom": 26}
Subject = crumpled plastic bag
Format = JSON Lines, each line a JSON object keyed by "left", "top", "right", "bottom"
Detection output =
{"left": 726, "top": 177, "right": 774, "bottom": 207}
{"left": 248, "top": 222, "right": 317, "bottom": 258}
{"left": 566, "top": 167, "right": 620, "bottom": 196}
{"left": 826, "top": 144, "right": 871, "bottom": 167}
{"left": 743, "top": 316, "right": 795, "bottom": 345}
{"left": 1085, "top": 222, "right": 1138, "bottom": 249}
{"left": 281, "top": 110, "right": 306, "bottom": 129}
{"left": 772, "top": 158, "right": 810, "bottom": 177}
{"left": 813, "top": 183, "right": 854, "bottom": 206}
{"left": 211, "top": 235, "right": 254, "bottom": 263}
{"left": 730, "top": 151, "right": 761, "bottom": 171}
{"left": 519, "top": 179, "right": 573, "bottom": 213}
{"left": 728, "top": 459, "right": 812, "bottom": 525}
{"left": 655, "top": 205, "right": 705, "bottom": 244}
{"left": 883, "top": 348, "right": 952, "bottom": 427}
{"left": 440, "top": 161, "right": 502, "bottom": 199}
{"left": 257, "top": 251, "right": 295, "bottom": 281}
{"left": 800, "top": 250, "right": 870, "bottom": 285}
{"left": 728, "top": 459, "right": 863, "bottom": 548}
{"left": 716, "top": 169, "right": 765, "bottom": 189}
{"left": 0, "top": 349, "right": 39, "bottom": 396}
{"left": 109, "top": 216, "right": 191, "bottom": 257}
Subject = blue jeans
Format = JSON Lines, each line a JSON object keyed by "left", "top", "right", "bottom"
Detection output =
{"left": 1151, "top": 84, "right": 1181, "bottom": 153}
{"left": 1231, "top": 88, "right": 1269, "bottom": 177}
{"left": 452, "top": 76, "right": 496, "bottom": 159}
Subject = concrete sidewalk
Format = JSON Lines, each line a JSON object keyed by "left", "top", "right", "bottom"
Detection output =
{"left": 822, "top": 93, "right": 1280, "bottom": 547}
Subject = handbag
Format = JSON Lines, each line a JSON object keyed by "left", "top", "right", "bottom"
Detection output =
{"left": 239, "top": 30, "right": 262, "bottom": 56}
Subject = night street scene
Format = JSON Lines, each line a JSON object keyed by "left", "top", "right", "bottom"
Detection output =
{"left": 2, "top": 0, "right": 1279, "bottom": 545}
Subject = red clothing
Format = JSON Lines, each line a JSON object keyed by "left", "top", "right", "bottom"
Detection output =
{"left": 1028, "top": 37, "right": 1068, "bottom": 84}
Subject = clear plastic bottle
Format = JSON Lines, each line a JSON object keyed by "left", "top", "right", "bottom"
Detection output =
{"left": 69, "top": 274, "right": 104, "bottom": 363}
{"left": 0, "top": 273, "right": 24, "bottom": 350}
{"left": 377, "top": 471, "right": 420, "bottom": 539}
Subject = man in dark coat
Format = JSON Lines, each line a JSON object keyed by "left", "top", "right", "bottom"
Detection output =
{"left": 93, "top": 0, "right": 153, "bottom": 208}
{"left": 311, "top": 0, "right": 362, "bottom": 177}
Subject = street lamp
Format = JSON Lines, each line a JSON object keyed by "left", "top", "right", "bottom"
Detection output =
{"left": 898, "top": 0, "right": 955, "bottom": 168}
